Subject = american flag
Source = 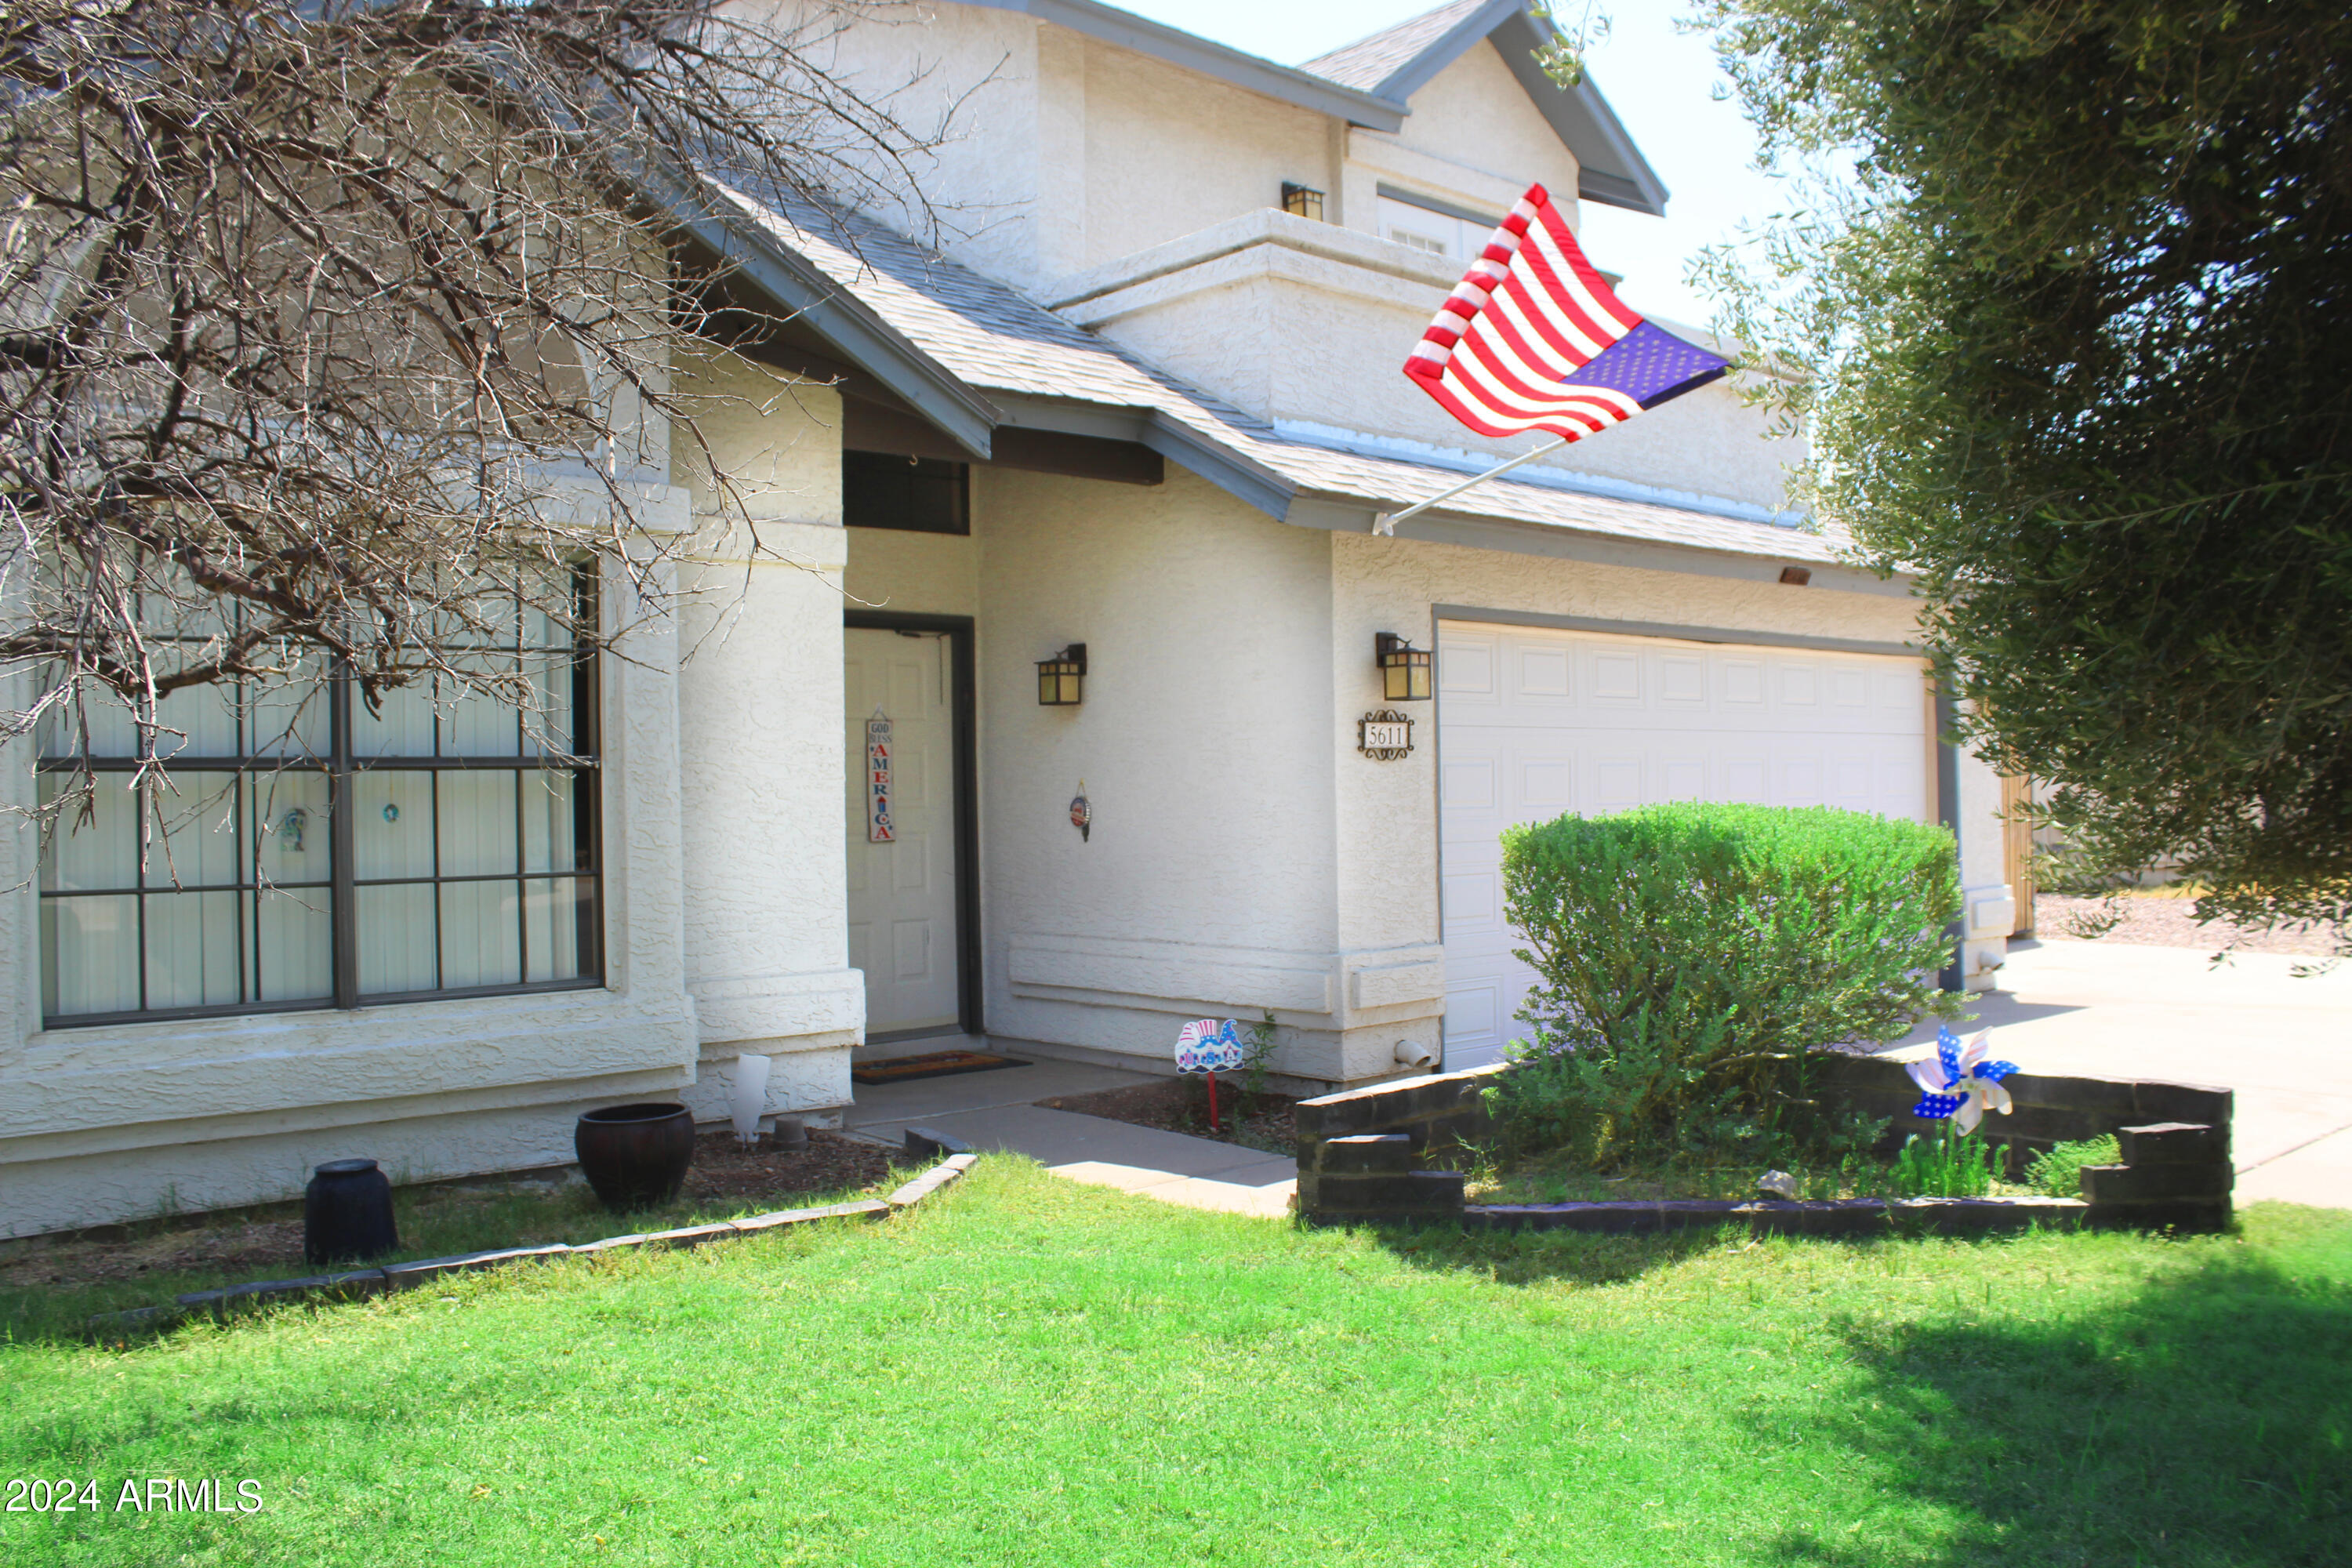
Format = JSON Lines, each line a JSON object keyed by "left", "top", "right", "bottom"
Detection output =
{"left": 1403, "top": 183, "right": 1728, "bottom": 443}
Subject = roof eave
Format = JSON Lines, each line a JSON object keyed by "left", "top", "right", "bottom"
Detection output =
{"left": 966, "top": 0, "right": 1406, "bottom": 130}
{"left": 655, "top": 174, "right": 1002, "bottom": 460}
{"left": 1488, "top": 11, "right": 1670, "bottom": 216}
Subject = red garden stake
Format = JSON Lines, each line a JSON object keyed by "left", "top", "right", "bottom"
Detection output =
{"left": 1175, "top": 1018, "right": 1243, "bottom": 1136}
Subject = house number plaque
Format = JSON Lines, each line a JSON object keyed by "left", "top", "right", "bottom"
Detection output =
{"left": 1357, "top": 710, "right": 1414, "bottom": 761}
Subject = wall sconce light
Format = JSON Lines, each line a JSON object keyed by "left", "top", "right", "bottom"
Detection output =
{"left": 1036, "top": 643, "right": 1087, "bottom": 706}
{"left": 1281, "top": 182, "right": 1325, "bottom": 222}
{"left": 1374, "top": 633, "right": 1432, "bottom": 702}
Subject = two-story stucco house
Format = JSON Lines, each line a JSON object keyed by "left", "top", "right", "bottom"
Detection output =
{"left": 2, "top": 0, "right": 2020, "bottom": 1237}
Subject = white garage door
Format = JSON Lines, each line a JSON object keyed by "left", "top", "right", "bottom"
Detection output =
{"left": 1437, "top": 621, "right": 1930, "bottom": 1069}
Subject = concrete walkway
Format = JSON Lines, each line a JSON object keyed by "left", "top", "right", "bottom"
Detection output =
{"left": 841, "top": 1040, "right": 1296, "bottom": 1218}
{"left": 1893, "top": 939, "right": 2352, "bottom": 1207}
{"left": 835, "top": 934, "right": 2352, "bottom": 1221}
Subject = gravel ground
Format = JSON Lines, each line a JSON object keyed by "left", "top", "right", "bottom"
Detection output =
{"left": 2035, "top": 894, "right": 2344, "bottom": 957}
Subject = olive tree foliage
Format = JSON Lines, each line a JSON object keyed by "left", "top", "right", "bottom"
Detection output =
{"left": 1690, "top": 0, "right": 2352, "bottom": 953}
{"left": 0, "top": 0, "right": 949, "bottom": 809}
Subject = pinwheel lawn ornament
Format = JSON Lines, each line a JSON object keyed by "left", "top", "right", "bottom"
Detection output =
{"left": 1907, "top": 1025, "right": 2020, "bottom": 1135}
{"left": 1175, "top": 1019, "right": 1245, "bottom": 1132}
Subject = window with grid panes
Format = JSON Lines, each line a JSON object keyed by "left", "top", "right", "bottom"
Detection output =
{"left": 36, "top": 573, "right": 601, "bottom": 1026}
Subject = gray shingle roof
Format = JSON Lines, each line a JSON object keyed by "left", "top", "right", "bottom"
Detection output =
{"left": 1302, "top": 0, "right": 1500, "bottom": 95}
{"left": 713, "top": 182, "right": 1847, "bottom": 568}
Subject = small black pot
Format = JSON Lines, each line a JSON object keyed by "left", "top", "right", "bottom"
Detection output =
{"left": 304, "top": 1159, "right": 399, "bottom": 1267}
{"left": 575, "top": 1103, "right": 696, "bottom": 1212}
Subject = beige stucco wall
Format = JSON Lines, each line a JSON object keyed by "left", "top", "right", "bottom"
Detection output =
{"left": 846, "top": 463, "right": 2006, "bottom": 1089}
{"left": 1066, "top": 225, "right": 1799, "bottom": 512}
{"left": 1076, "top": 40, "right": 1334, "bottom": 275}
{"left": 1338, "top": 39, "right": 1582, "bottom": 237}
{"left": 778, "top": 1, "right": 1047, "bottom": 290}
{"left": 669, "top": 352, "right": 862, "bottom": 1123}
{"left": 973, "top": 468, "right": 1353, "bottom": 1073}
{"left": 844, "top": 524, "right": 979, "bottom": 619}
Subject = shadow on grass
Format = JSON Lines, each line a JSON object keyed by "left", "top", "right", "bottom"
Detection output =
{"left": 1766, "top": 1250, "right": 2352, "bottom": 1565}
{"left": 1348, "top": 1218, "right": 1734, "bottom": 1287}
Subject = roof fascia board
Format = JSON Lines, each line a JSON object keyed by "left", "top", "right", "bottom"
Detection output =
{"left": 1490, "top": 13, "right": 1670, "bottom": 214}
{"left": 1363, "top": 0, "right": 1528, "bottom": 103}
{"left": 656, "top": 177, "right": 1000, "bottom": 459}
{"left": 1288, "top": 493, "right": 1911, "bottom": 596}
{"left": 994, "top": 394, "right": 1298, "bottom": 519}
{"left": 964, "top": 0, "right": 1405, "bottom": 129}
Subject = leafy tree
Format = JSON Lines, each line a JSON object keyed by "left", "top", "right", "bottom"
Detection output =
{"left": 1692, "top": 0, "right": 2351, "bottom": 952}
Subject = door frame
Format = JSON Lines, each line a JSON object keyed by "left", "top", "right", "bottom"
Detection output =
{"left": 845, "top": 610, "right": 983, "bottom": 1038}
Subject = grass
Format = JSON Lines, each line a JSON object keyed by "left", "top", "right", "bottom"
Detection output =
{"left": 2, "top": 1160, "right": 2347, "bottom": 1566}
{"left": 0, "top": 1149, "right": 905, "bottom": 1341}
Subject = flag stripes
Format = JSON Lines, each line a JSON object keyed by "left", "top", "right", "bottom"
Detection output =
{"left": 1403, "top": 183, "right": 1728, "bottom": 447}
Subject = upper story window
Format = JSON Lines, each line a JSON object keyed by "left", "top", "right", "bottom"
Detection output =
{"left": 844, "top": 451, "right": 969, "bottom": 535}
{"left": 36, "top": 572, "right": 602, "bottom": 1028}
{"left": 1377, "top": 191, "right": 1501, "bottom": 263}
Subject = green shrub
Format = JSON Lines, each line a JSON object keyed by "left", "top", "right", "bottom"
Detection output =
{"left": 2024, "top": 1135, "right": 2121, "bottom": 1198}
{"left": 1892, "top": 1125, "right": 2005, "bottom": 1197}
{"left": 1496, "top": 802, "right": 1963, "bottom": 1162}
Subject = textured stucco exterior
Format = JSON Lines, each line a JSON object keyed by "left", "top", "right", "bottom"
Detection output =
{"left": 0, "top": 351, "right": 867, "bottom": 1239}
{"left": 4, "top": 2, "right": 2016, "bottom": 1236}
{"left": 1058, "top": 213, "right": 1794, "bottom": 512}
{"left": 841, "top": 458, "right": 2005, "bottom": 1093}
{"left": 0, "top": 496, "right": 706, "bottom": 1237}
{"left": 670, "top": 353, "right": 866, "bottom": 1127}
{"left": 1338, "top": 40, "right": 1581, "bottom": 230}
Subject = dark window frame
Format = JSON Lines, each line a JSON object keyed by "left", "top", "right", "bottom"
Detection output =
{"left": 34, "top": 573, "right": 604, "bottom": 1029}
{"left": 842, "top": 449, "right": 970, "bottom": 535}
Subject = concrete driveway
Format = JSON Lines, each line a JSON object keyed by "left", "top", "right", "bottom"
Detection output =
{"left": 1895, "top": 938, "right": 2352, "bottom": 1207}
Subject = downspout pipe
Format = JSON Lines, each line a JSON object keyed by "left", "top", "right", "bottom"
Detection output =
{"left": 1936, "top": 686, "right": 1965, "bottom": 992}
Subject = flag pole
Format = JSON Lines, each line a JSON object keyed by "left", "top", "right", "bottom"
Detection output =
{"left": 1372, "top": 434, "right": 1570, "bottom": 535}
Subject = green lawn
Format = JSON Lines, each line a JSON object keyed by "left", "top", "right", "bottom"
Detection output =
{"left": 3, "top": 1160, "right": 2346, "bottom": 1566}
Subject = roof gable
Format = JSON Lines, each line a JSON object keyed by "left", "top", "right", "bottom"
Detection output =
{"left": 1305, "top": 0, "right": 1504, "bottom": 97}
{"left": 1305, "top": 1, "right": 1668, "bottom": 215}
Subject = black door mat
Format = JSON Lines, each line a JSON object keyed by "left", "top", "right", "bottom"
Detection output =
{"left": 851, "top": 1050, "right": 1032, "bottom": 1085}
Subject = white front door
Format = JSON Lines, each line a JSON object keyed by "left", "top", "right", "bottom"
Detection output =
{"left": 1436, "top": 621, "right": 1930, "bottom": 1069}
{"left": 845, "top": 627, "right": 960, "bottom": 1036}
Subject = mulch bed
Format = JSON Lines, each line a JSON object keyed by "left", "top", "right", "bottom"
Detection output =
{"left": 681, "top": 1128, "right": 894, "bottom": 1202}
{"left": 2037, "top": 894, "right": 2343, "bottom": 957}
{"left": 0, "top": 1131, "right": 895, "bottom": 1292}
{"left": 1041, "top": 1078, "right": 1297, "bottom": 1156}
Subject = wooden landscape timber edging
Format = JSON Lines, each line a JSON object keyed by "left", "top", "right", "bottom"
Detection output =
{"left": 1817, "top": 1053, "right": 2234, "bottom": 1171}
{"left": 83, "top": 1152, "right": 980, "bottom": 1338}
{"left": 1294, "top": 1059, "right": 2234, "bottom": 1236}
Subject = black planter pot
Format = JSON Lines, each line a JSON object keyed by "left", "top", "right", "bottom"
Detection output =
{"left": 575, "top": 1103, "right": 696, "bottom": 1212}
{"left": 304, "top": 1159, "right": 399, "bottom": 1267}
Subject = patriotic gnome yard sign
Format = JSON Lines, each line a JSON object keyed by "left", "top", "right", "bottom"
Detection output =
{"left": 1175, "top": 1019, "right": 1246, "bottom": 1132}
